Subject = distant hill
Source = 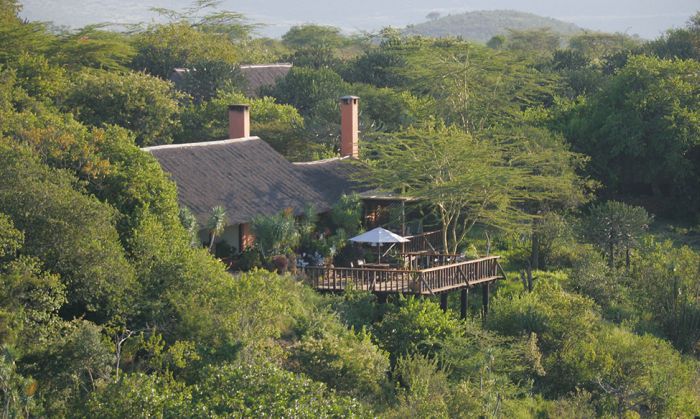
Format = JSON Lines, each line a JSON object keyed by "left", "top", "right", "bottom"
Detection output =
{"left": 403, "top": 10, "right": 585, "bottom": 43}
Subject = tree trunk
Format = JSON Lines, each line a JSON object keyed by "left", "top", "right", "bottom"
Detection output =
{"left": 209, "top": 232, "right": 217, "bottom": 254}
{"left": 531, "top": 231, "right": 540, "bottom": 271}
{"left": 442, "top": 225, "right": 449, "bottom": 255}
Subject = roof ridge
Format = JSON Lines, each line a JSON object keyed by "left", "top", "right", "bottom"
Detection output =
{"left": 141, "top": 137, "right": 261, "bottom": 152}
{"left": 293, "top": 156, "right": 351, "bottom": 165}
{"left": 240, "top": 63, "right": 292, "bottom": 69}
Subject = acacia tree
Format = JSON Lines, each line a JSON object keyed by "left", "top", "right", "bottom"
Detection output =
{"left": 401, "top": 40, "right": 556, "bottom": 134}
{"left": 365, "top": 125, "right": 571, "bottom": 254}
{"left": 484, "top": 125, "right": 593, "bottom": 269}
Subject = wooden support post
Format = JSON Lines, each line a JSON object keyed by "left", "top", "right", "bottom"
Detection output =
{"left": 440, "top": 293, "right": 448, "bottom": 312}
{"left": 482, "top": 282, "right": 490, "bottom": 316}
{"left": 460, "top": 288, "right": 469, "bottom": 319}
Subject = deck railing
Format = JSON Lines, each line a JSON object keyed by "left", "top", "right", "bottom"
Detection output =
{"left": 305, "top": 255, "right": 502, "bottom": 295}
{"left": 418, "top": 256, "right": 501, "bottom": 293}
{"left": 403, "top": 230, "right": 443, "bottom": 253}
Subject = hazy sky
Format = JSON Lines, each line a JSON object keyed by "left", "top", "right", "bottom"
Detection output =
{"left": 19, "top": 0, "right": 699, "bottom": 39}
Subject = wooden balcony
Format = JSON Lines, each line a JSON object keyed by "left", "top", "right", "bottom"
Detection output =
{"left": 304, "top": 255, "right": 504, "bottom": 296}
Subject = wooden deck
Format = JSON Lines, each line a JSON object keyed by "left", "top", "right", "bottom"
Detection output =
{"left": 305, "top": 255, "right": 504, "bottom": 296}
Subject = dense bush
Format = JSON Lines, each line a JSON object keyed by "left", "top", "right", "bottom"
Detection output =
{"left": 62, "top": 69, "right": 182, "bottom": 146}
{"left": 192, "top": 362, "right": 373, "bottom": 417}
{"left": 289, "top": 319, "right": 390, "bottom": 399}
{"left": 374, "top": 297, "right": 462, "bottom": 361}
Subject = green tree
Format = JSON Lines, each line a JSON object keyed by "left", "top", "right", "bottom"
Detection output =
{"left": 62, "top": 69, "right": 182, "bottom": 146}
{"left": 351, "top": 83, "right": 434, "bottom": 132}
{"left": 486, "top": 35, "right": 506, "bottom": 50}
{"left": 559, "top": 55, "right": 700, "bottom": 214}
{"left": 330, "top": 194, "right": 363, "bottom": 236}
{"left": 282, "top": 24, "right": 346, "bottom": 50}
{"left": 401, "top": 40, "right": 557, "bottom": 133}
{"left": 0, "top": 0, "right": 52, "bottom": 64}
{"left": 49, "top": 25, "right": 135, "bottom": 71}
{"left": 389, "top": 354, "right": 451, "bottom": 418}
{"left": 178, "top": 89, "right": 307, "bottom": 159}
{"left": 131, "top": 22, "right": 239, "bottom": 79}
{"left": 367, "top": 125, "right": 575, "bottom": 253}
{"left": 0, "top": 140, "right": 136, "bottom": 320}
{"left": 0, "top": 213, "right": 22, "bottom": 261}
{"left": 0, "top": 347, "right": 39, "bottom": 418}
{"left": 263, "top": 66, "right": 349, "bottom": 121}
{"left": 484, "top": 125, "right": 592, "bottom": 269}
{"left": 506, "top": 28, "right": 562, "bottom": 57}
{"left": 20, "top": 320, "right": 114, "bottom": 416}
{"left": 568, "top": 32, "right": 640, "bottom": 61}
{"left": 647, "top": 12, "right": 700, "bottom": 61}
{"left": 374, "top": 297, "right": 461, "bottom": 361}
{"left": 629, "top": 239, "right": 700, "bottom": 354}
{"left": 10, "top": 53, "right": 68, "bottom": 101}
{"left": 0, "top": 256, "right": 65, "bottom": 349}
{"left": 583, "top": 201, "right": 652, "bottom": 268}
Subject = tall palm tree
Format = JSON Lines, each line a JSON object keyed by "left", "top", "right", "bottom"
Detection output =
{"left": 207, "top": 205, "right": 227, "bottom": 254}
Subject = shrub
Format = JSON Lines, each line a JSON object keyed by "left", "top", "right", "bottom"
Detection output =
{"left": 374, "top": 297, "right": 461, "bottom": 361}
{"left": 193, "top": 362, "right": 373, "bottom": 417}
{"left": 289, "top": 324, "right": 390, "bottom": 400}
{"left": 486, "top": 281, "right": 601, "bottom": 354}
{"left": 251, "top": 210, "right": 300, "bottom": 258}
{"left": 80, "top": 372, "right": 192, "bottom": 418}
{"left": 387, "top": 354, "right": 450, "bottom": 418}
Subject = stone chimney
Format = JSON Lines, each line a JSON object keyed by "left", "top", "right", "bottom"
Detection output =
{"left": 340, "top": 96, "right": 359, "bottom": 158}
{"left": 228, "top": 104, "right": 250, "bottom": 139}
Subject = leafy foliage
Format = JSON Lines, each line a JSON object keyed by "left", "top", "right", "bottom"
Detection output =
{"left": 192, "top": 362, "right": 372, "bottom": 417}
{"left": 63, "top": 69, "right": 182, "bottom": 146}
{"left": 251, "top": 210, "right": 300, "bottom": 258}
{"left": 583, "top": 201, "right": 652, "bottom": 267}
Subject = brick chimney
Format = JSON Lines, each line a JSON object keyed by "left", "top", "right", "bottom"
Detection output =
{"left": 340, "top": 96, "right": 359, "bottom": 158}
{"left": 228, "top": 104, "right": 250, "bottom": 139}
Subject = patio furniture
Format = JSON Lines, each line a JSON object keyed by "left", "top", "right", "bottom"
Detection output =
{"left": 349, "top": 227, "right": 409, "bottom": 263}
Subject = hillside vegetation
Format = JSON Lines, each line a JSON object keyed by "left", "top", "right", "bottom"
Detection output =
{"left": 1, "top": 0, "right": 700, "bottom": 417}
{"left": 403, "top": 10, "right": 584, "bottom": 42}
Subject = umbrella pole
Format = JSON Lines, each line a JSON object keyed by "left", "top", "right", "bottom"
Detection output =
{"left": 378, "top": 243, "right": 381, "bottom": 263}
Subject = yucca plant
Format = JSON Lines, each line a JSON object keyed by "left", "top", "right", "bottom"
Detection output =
{"left": 207, "top": 205, "right": 227, "bottom": 254}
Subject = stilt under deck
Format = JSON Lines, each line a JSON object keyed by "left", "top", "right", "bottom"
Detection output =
{"left": 304, "top": 255, "right": 505, "bottom": 317}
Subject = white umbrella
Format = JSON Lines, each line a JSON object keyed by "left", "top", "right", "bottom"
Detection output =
{"left": 349, "top": 227, "right": 409, "bottom": 262}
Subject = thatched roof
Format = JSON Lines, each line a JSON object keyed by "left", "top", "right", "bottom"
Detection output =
{"left": 144, "top": 137, "right": 360, "bottom": 225}
{"left": 239, "top": 64, "right": 292, "bottom": 97}
{"left": 170, "top": 63, "right": 292, "bottom": 98}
